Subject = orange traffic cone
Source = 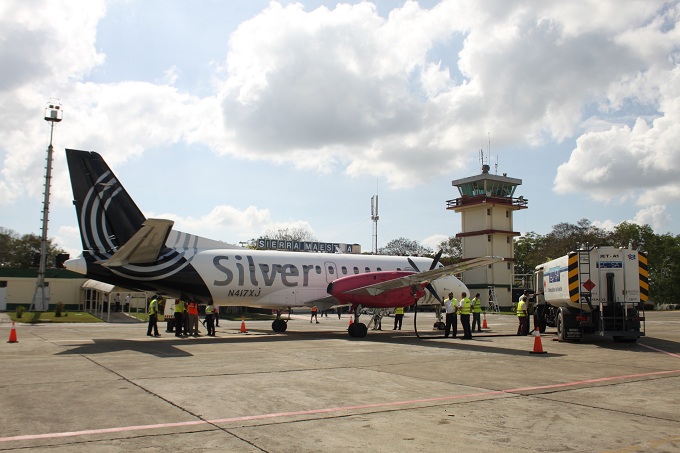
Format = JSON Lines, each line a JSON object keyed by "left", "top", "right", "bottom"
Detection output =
{"left": 530, "top": 330, "right": 547, "bottom": 354}
{"left": 482, "top": 313, "right": 488, "bottom": 329}
{"left": 8, "top": 322, "right": 18, "bottom": 343}
{"left": 240, "top": 316, "right": 247, "bottom": 333}
{"left": 349, "top": 315, "right": 353, "bottom": 326}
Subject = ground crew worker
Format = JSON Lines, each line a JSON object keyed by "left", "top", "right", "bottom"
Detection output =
{"left": 393, "top": 306, "right": 404, "bottom": 330}
{"left": 310, "top": 306, "right": 319, "bottom": 323}
{"left": 471, "top": 293, "right": 483, "bottom": 332}
{"left": 204, "top": 302, "right": 216, "bottom": 336}
{"left": 187, "top": 300, "right": 199, "bottom": 336}
{"left": 458, "top": 292, "right": 472, "bottom": 339}
{"left": 174, "top": 299, "right": 185, "bottom": 337}
{"left": 443, "top": 292, "right": 458, "bottom": 338}
{"left": 517, "top": 291, "right": 529, "bottom": 336}
{"left": 147, "top": 296, "right": 161, "bottom": 337}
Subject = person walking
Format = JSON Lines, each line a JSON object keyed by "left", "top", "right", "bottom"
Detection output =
{"left": 310, "top": 306, "right": 319, "bottom": 323}
{"left": 458, "top": 292, "right": 473, "bottom": 339}
{"left": 393, "top": 306, "right": 404, "bottom": 330}
{"left": 443, "top": 292, "right": 458, "bottom": 338}
{"left": 205, "top": 302, "right": 216, "bottom": 336}
{"left": 517, "top": 291, "right": 529, "bottom": 335}
{"left": 173, "top": 299, "right": 185, "bottom": 337}
{"left": 147, "top": 296, "right": 161, "bottom": 337}
{"left": 471, "top": 293, "right": 483, "bottom": 332}
{"left": 187, "top": 300, "right": 199, "bottom": 336}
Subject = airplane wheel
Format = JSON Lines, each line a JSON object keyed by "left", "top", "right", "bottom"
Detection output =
{"left": 434, "top": 321, "right": 445, "bottom": 330}
{"left": 272, "top": 319, "right": 287, "bottom": 333}
{"left": 348, "top": 323, "right": 357, "bottom": 337}
{"left": 355, "top": 323, "right": 368, "bottom": 338}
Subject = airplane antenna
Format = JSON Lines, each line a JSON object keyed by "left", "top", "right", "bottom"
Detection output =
{"left": 371, "top": 193, "right": 379, "bottom": 254}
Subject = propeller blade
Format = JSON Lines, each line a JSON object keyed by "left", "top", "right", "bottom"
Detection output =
{"left": 426, "top": 283, "right": 443, "bottom": 303}
{"left": 409, "top": 255, "right": 444, "bottom": 303}
{"left": 429, "top": 249, "right": 443, "bottom": 270}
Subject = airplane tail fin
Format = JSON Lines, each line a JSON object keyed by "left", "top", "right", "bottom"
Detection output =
{"left": 65, "top": 149, "right": 146, "bottom": 256}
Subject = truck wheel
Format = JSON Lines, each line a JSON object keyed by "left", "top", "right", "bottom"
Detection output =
{"left": 556, "top": 311, "right": 565, "bottom": 341}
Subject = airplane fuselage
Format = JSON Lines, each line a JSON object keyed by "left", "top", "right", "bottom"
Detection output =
{"left": 67, "top": 245, "right": 468, "bottom": 309}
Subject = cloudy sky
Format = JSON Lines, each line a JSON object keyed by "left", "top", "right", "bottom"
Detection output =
{"left": 1, "top": 0, "right": 679, "bottom": 258}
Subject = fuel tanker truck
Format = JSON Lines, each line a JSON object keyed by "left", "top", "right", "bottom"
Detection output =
{"left": 532, "top": 246, "right": 647, "bottom": 342}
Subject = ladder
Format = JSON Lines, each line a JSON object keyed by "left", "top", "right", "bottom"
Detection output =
{"left": 577, "top": 247, "right": 594, "bottom": 333}
{"left": 487, "top": 286, "right": 500, "bottom": 313}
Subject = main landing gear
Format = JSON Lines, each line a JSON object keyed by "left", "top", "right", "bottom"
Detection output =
{"left": 271, "top": 309, "right": 288, "bottom": 333}
{"left": 348, "top": 305, "right": 368, "bottom": 338}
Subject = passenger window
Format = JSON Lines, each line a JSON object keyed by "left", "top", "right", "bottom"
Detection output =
{"left": 365, "top": 267, "right": 370, "bottom": 273}
{"left": 376, "top": 267, "right": 382, "bottom": 271}
{"left": 353, "top": 267, "right": 359, "bottom": 274}
{"left": 328, "top": 266, "right": 335, "bottom": 275}
{"left": 341, "top": 266, "right": 348, "bottom": 275}
{"left": 315, "top": 266, "right": 322, "bottom": 274}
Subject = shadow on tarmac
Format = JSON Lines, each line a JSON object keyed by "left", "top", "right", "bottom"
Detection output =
{"left": 53, "top": 327, "right": 570, "bottom": 359}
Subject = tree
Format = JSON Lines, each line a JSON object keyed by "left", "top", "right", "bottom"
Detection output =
{"left": 436, "top": 236, "right": 462, "bottom": 264}
{"left": 0, "top": 227, "right": 67, "bottom": 268}
{"left": 609, "top": 222, "right": 655, "bottom": 250}
{"left": 536, "top": 219, "right": 608, "bottom": 264}
{"left": 513, "top": 232, "right": 545, "bottom": 275}
{"left": 262, "top": 227, "right": 317, "bottom": 242}
{"left": 379, "top": 237, "right": 433, "bottom": 256}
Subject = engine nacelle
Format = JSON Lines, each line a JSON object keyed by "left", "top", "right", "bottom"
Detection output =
{"left": 327, "top": 271, "right": 425, "bottom": 308}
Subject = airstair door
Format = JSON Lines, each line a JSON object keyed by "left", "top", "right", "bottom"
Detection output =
{"left": 324, "top": 261, "right": 339, "bottom": 284}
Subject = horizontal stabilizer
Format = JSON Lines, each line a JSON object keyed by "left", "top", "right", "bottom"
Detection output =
{"left": 99, "top": 219, "right": 174, "bottom": 267}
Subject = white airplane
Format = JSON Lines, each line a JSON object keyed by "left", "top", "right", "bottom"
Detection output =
{"left": 63, "top": 149, "right": 502, "bottom": 337}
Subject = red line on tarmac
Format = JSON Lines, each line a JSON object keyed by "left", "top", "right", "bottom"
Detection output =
{"left": 639, "top": 343, "right": 680, "bottom": 358}
{"left": 2, "top": 369, "right": 679, "bottom": 444}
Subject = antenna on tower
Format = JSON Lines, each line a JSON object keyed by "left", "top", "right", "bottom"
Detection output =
{"left": 371, "top": 193, "right": 379, "bottom": 254}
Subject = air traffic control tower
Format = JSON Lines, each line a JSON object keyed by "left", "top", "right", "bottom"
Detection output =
{"left": 446, "top": 164, "right": 527, "bottom": 310}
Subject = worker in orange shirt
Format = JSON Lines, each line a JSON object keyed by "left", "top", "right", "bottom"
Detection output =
{"left": 187, "top": 300, "right": 200, "bottom": 336}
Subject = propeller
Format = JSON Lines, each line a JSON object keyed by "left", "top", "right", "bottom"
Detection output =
{"left": 407, "top": 250, "right": 444, "bottom": 304}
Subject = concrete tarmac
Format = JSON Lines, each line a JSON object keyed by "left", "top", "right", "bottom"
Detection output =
{"left": 1, "top": 311, "right": 679, "bottom": 452}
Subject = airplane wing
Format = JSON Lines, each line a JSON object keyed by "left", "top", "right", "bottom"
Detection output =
{"left": 99, "top": 218, "right": 174, "bottom": 267}
{"left": 341, "top": 256, "right": 504, "bottom": 297}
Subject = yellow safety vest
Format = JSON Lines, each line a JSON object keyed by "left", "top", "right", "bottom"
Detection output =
{"left": 471, "top": 297, "right": 482, "bottom": 313}
{"left": 174, "top": 300, "right": 185, "bottom": 313}
{"left": 460, "top": 297, "right": 471, "bottom": 315}
{"left": 517, "top": 299, "right": 527, "bottom": 317}
{"left": 148, "top": 299, "right": 158, "bottom": 315}
{"left": 206, "top": 305, "right": 214, "bottom": 315}
{"left": 395, "top": 307, "right": 404, "bottom": 315}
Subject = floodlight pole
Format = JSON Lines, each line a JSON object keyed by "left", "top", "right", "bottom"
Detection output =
{"left": 31, "top": 100, "right": 62, "bottom": 312}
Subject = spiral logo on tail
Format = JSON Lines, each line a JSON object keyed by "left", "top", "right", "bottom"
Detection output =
{"left": 80, "top": 171, "right": 198, "bottom": 281}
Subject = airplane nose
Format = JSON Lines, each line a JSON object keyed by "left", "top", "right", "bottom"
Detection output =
{"left": 64, "top": 255, "right": 87, "bottom": 275}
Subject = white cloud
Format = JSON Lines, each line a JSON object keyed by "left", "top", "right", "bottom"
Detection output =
{"left": 554, "top": 67, "right": 680, "bottom": 206}
{"left": 149, "top": 204, "right": 272, "bottom": 242}
{"left": 633, "top": 205, "right": 671, "bottom": 232}
{"left": 1, "top": 0, "right": 679, "bottom": 251}
{"left": 422, "top": 233, "right": 448, "bottom": 251}
{"left": 592, "top": 204, "right": 671, "bottom": 235}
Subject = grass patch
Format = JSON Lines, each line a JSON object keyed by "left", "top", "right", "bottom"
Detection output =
{"left": 9, "top": 311, "right": 104, "bottom": 323}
